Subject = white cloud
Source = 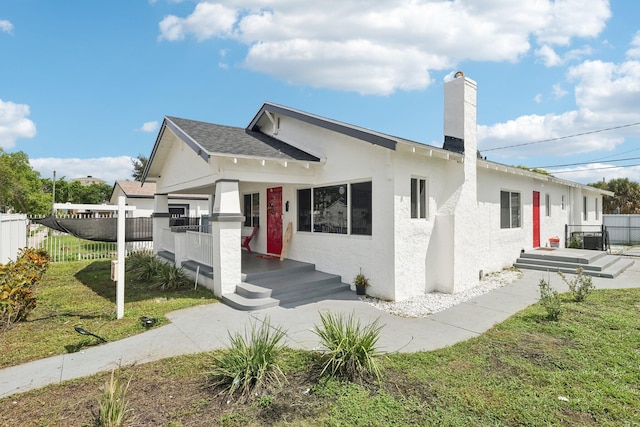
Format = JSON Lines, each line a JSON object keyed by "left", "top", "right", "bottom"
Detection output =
{"left": 30, "top": 156, "right": 134, "bottom": 186}
{"left": 158, "top": 0, "right": 611, "bottom": 95}
{"left": 0, "top": 19, "right": 13, "bottom": 34}
{"left": 534, "top": 93, "right": 542, "bottom": 103}
{"left": 536, "top": 45, "right": 562, "bottom": 67}
{"left": 536, "top": 44, "right": 593, "bottom": 67}
{"left": 627, "top": 31, "right": 640, "bottom": 59}
{"left": 139, "top": 121, "right": 159, "bottom": 133}
{"left": 0, "top": 99, "right": 37, "bottom": 149}
{"left": 552, "top": 84, "right": 568, "bottom": 99}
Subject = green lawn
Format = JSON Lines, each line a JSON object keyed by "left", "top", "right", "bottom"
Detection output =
{"left": 0, "top": 259, "right": 217, "bottom": 369}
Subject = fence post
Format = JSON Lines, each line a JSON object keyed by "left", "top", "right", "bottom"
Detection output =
{"left": 116, "top": 196, "right": 126, "bottom": 319}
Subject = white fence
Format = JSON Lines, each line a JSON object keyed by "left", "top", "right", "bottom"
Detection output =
{"left": 0, "top": 213, "right": 27, "bottom": 264}
{"left": 603, "top": 214, "right": 640, "bottom": 245}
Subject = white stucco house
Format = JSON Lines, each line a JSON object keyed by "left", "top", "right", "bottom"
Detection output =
{"left": 142, "top": 73, "right": 610, "bottom": 302}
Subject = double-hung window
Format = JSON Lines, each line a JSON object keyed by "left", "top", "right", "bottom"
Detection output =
{"left": 500, "top": 191, "right": 521, "bottom": 228}
{"left": 243, "top": 193, "right": 259, "bottom": 227}
{"left": 411, "top": 178, "right": 427, "bottom": 219}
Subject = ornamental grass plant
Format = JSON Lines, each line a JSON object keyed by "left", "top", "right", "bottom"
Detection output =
{"left": 313, "top": 311, "right": 384, "bottom": 382}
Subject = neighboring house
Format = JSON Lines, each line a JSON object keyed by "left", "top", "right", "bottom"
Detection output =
{"left": 72, "top": 176, "right": 106, "bottom": 186}
{"left": 109, "top": 180, "right": 211, "bottom": 219}
{"left": 142, "top": 73, "right": 611, "bottom": 301}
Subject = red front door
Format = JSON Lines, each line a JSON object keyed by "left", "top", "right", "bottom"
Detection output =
{"left": 266, "top": 187, "right": 283, "bottom": 255}
{"left": 533, "top": 191, "right": 540, "bottom": 247}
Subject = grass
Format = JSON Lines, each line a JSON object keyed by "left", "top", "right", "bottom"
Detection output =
{"left": 0, "top": 259, "right": 216, "bottom": 368}
{"left": 1, "top": 285, "right": 639, "bottom": 425}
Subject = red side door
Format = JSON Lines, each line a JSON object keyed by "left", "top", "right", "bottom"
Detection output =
{"left": 533, "top": 191, "right": 540, "bottom": 247}
{"left": 266, "top": 187, "right": 283, "bottom": 255}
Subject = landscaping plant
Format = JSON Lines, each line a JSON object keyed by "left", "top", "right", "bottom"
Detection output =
{"left": 209, "top": 317, "right": 287, "bottom": 398}
{"left": 558, "top": 267, "right": 595, "bottom": 302}
{"left": 0, "top": 248, "right": 50, "bottom": 330}
{"left": 98, "top": 366, "right": 132, "bottom": 427}
{"left": 538, "top": 278, "right": 562, "bottom": 320}
{"left": 313, "top": 311, "right": 383, "bottom": 382}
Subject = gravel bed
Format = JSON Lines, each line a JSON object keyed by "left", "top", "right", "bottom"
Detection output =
{"left": 362, "top": 269, "right": 522, "bottom": 318}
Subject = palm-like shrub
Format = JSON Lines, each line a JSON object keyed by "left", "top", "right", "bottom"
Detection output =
{"left": 313, "top": 311, "right": 383, "bottom": 382}
{"left": 152, "top": 263, "right": 191, "bottom": 291}
{"left": 209, "top": 317, "right": 287, "bottom": 398}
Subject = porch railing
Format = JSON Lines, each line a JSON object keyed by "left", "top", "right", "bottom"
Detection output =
{"left": 186, "top": 231, "right": 214, "bottom": 267}
{"left": 161, "top": 228, "right": 175, "bottom": 253}
{"left": 565, "top": 224, "right": 609, "bottom": 251}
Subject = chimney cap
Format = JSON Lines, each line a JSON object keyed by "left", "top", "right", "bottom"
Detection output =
{"left": 454, "top": 71, "right": 464, "bottom": 78}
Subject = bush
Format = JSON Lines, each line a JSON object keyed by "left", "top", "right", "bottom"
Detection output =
{"left": 126, "top": 251, "right": 191, "bottom": 291}
{"left": 559, "top": 268, "right": 595, "bottom": 302}
{"left": 0, "top": 248, "right": 51, "bottom": 329}
{"left": 313, "top": 311, "right": 383, "bottom": 382}
{"left": 152, "top": 262, "right": 191, "bottom": 291}
{"left": 538, "top": 279, "right": 562, "bottom": 321}
{"left": 209, "top": 317, "right": 287, "bottom": 398}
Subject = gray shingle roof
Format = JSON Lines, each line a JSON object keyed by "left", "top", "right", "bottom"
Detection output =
{"left": 166, "top": 116, "right": 320, "bottom": 162}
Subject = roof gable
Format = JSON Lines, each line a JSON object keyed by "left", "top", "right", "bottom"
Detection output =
{"left": 248, "top": 102, "right": 398, "bottom": 150}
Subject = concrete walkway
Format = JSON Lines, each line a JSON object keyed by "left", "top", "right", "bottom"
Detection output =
{"left": 2, "top": 259, "right": 639, "bottom": 399}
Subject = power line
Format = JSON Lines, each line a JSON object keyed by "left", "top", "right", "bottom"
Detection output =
{"left": 550, "top": 163, "right": 640, "bottom": 174}
{"left": 535, "top": 156, "right": 640, "bottom": 169}
{"left": 482, "top": 121, "right": 640, "bottom": 152}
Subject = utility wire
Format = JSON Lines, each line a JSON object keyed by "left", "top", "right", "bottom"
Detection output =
{"left": 550, "top": 163, "right": 640, "bottom": 174}
{"left": 483, "top": 121, "right": 640, "bottom": 152}
{"left": 535, "top": 156, "right": 640, "bottom": 169}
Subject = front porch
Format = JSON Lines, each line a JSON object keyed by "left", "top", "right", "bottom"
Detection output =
{"left": 157, "top": 228, "right": 351, "bottom": 310}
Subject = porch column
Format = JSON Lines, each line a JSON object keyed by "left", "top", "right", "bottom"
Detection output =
{"left": 152, "top": 193, "right": 169, "bottom": 255}
{"left": 210, "top": 179, "right": 243, "bottom": 297}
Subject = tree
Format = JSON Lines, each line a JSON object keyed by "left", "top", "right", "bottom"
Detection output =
{"left": 131, "top": 154, "right": 148, "bottom": 182}
{"left": 588, "top": 178, "right": 640, "bottom": 214}
{"left": 0, "top": 149, "right": 51, "bottom": 215}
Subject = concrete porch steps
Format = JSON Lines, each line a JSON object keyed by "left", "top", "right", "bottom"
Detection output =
{"left": 514, "top": 248, "right": 634, "bottom": 278}
{"left": 222, "top": 262, "right": 350, "bottom": 311}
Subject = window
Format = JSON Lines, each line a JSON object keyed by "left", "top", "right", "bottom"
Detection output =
{"left": 314, "top": 185, "right": 348, "bottom": 234}
{"left": 297, "top": 189, "right": 311, "bottom": 232}
{"left": 351, "top": 181, "right": 372, "bottom": 235}
{"left": 583, "top": 196, "right": 587, "bottom": 221}
{"left": 545, "top": 193, "right": 551, "bottom": 217}
{"left": 297, "top": 182, "right": 372, "bottom": 235}
{"left": 595, "top": 198, "right": 599, "bottom": 220}
{"left": 411, "top": 178, "right": 427, "bottom": 219}
{"left": 500, "top": 191, "right": 521, "bottom": 228}
{"left": 561, "top": 195, "right": 566, "bottom": 210}
{"left": 243, "top": 193, "right": 259, "bottom": 227}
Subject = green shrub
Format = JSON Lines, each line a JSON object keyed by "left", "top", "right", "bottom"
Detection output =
{"left": 0, "top": 248, "right": 51, "bottom": 329}
{"left": 559, "top": 267, "right": 595, "bottom": 302}
{"left": 98, "top": 366, "right": 131, "bottom": 427}
{"left": 209, "top": 317, "right": 287, "bottom": 398}
{"left": 538, "top": 278, "right": 562, "bottom": 321}
{"left": 313, "top": 311, "right": 383, "bottom": 382}
{"left": 126, "top": 250, "right": 162, "bottom": 283}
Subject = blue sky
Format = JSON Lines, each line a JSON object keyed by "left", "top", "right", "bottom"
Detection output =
{"left": 1, "top": 0, "right": 639, "bottom": 186}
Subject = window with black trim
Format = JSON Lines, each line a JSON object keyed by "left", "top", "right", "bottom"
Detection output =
{"left": 545, "top": 193, "right": 551, "bottom": 217}
{"left": 500, "top": 191, "right": 521, "bottom": 228}
{"left": 243, "top": 193, "right": 259, "bottom": 227}
{"left": 297, "top": 182, "right": 372, "bottom": 235}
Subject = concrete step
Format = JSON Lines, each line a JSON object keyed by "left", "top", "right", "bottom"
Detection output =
{"left": 514, "top": 256, "right": 634, "bottom": 279}
{"left": 243, "top": 262, "right": 316, "bottom": 282}
{"left": 518, "top": 249, "right": 608, "bottom": 265}
{"left": 277, "top": 281, "right": 351, "bottom": 307}
{"left": 514, "top": 254, "right": 621, "bottom": 272}
{"left": 221, "top": 293, "right": 279, "bottom": 311}
{"left": 235, "top": 282, "right": 272, "bottom": 299}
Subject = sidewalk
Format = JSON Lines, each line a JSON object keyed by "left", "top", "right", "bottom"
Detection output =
{"left": 2, "top": 260, "right": 639, "bottom": 399}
